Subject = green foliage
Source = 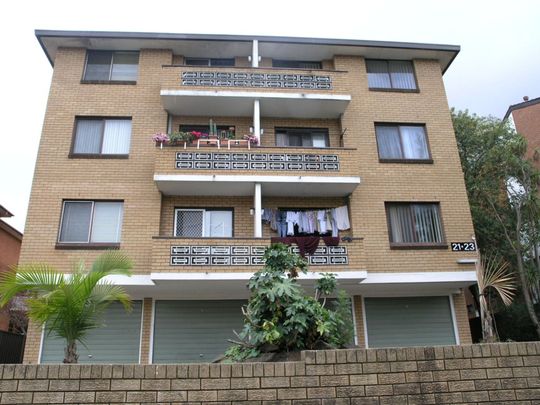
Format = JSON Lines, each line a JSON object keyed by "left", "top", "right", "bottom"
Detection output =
{"left": 226, "top": 243, "right": 354, "bottom": 361}
{"left": 0, "top": 251, "right": 133, "bottom": 362}
{"left": 495, "top": 298, "right": 539, "bottom": 342}
{"left": 328, "top": 290, "right": 355, "bottom": 347}
{"left": 169, "top": 131, "right": 194, "bottom": 144}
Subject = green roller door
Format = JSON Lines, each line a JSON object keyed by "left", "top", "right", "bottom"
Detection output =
{"left": 153, "top": 300, "right": 245, "bottom": 363}
{"left": 364, "top": 296, "right": 456, "bottom": 348}
{"left": 40, "top": 301, "right": 142, "bottom": 364}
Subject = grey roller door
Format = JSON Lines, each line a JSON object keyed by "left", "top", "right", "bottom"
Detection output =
{"left": 364, "top": 296, "right": 456, "bottom": 348}
{"left": 41, "top": 301, "right": 142, "bottom": 364}
{"left": 153, "top": 300, "right": 245, "bottom": 363}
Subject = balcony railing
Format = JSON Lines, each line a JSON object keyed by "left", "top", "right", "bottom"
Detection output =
{"left": 154, "top": 146, "right": 359, "bottom": 177}
{"left": 151, "top": 237, "right": 366, "bottom": 273}
{"left": 161, "top": 65, "right": 350, "bottom": 94}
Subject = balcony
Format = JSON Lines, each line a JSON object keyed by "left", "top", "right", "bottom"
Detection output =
{"left": 149, "top": 236, "right": 367, "bottom": 299}
{"left": 160, "top": 66, "right": 351, "bottom": 118}
{"left": 153, "top": 146, "right": 361, "bottom": 197}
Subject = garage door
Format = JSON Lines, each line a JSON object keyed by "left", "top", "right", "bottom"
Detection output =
{"left": 40, "top": 301, "right": 142, "bottom": 363}
{"left": 153, "top": 300, "right": 245, "bottom": 363}
{"left": 364, "top": 296, "right": 456, "bottom": 348}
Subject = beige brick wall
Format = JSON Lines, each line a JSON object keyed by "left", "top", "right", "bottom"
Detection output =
{"left": 10, "top": 342, "right": 540, "bottom": 404}
{"left": 21, "top": 46, "right": 476, "bottom": 360}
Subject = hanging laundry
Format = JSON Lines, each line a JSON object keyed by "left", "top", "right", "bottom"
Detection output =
{"left": 286, "top": 211, "right": 299, "bottom": 236}
{"left": 334, "top": 206, "right": 350, "bottom": 230}
{"left": 317, "top": 210, "right": 327, "bottom": 233}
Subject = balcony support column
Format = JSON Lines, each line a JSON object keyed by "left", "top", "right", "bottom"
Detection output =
{"left": 253, "top": 99, "right": 261, "bottom": 145}
{"left": 254, "top": 183, "right": 262, "bottom": 238}
{"left": 252, "top": 39, "right": 259, "bottom": 68}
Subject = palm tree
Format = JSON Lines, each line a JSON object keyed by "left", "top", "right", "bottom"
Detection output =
{"left": 0, "top": 251, "right": 133, "bottom": 363}
{"left": 475, "top": 250, "right": 516, "bottom": 342}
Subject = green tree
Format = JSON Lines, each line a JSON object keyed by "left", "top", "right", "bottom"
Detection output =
{"left": 0, "top": 251, "right": 133, "bottom": 363}
{"left": 226, "top": 243, "right": 354, "bottom": 361}
{"left": 452, "top": 109, "right": 540, "bottom": 338}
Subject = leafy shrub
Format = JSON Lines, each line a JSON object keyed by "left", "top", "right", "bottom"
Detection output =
{"left": 225, "top": 243, "right": 354, "bottom": 361}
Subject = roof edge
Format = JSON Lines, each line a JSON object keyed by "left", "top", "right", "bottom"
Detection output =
{"left": 504, "top": 96, "right": 540, "bottom": 120}
{"left": 35, "top": 29, "right": 460, "bottom": 69}
{"left": 0, "top": 220, "right": 23, "bottom": 241}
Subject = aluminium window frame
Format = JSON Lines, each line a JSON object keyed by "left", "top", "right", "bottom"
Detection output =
{"left": 184, "top": 57, "right": 235, "bottom": 67}
{"left": 274, "top": 127, "right": 331, "bottom": 148}
{"left": 81, "top": 50, "right": 139, "bottom": 84}
{"left": 374, "top": 123, "right": 433, "bottom": 163}
{"left": 384, "top": 202, "right": 447, "bottom": 249}
{"left": 365, "top": 59, "right": 419, "bottom": 92}
{"left": 173, "top": 207, "right": 234, "bottom": 238}
{"left": 69, "top": 116, "right": 132, "bottom": 159}
{"left": 272, "top": 59, "right": 323, "bottom": 70}
{"left": 56, "top": 199, "right": 123, "bottom": 249}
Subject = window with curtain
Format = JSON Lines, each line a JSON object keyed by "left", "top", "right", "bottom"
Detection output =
{"left": 366, "top": 60, "right": 417, "bottom": 90}
{"left": 386, "top": 203, "right": 444, "bottom": 245}
{"left": 185, "top": 58, "right": 235, "bottom": 67}
{"left": 84, "top": 51, "right": 139, "bottom": 82}
{"left": 72, "top": 118, "right": 132, "bottom": 156}
{"left": 375, "top": 124, "right": 430, "bottom": 161}
{"left": 275, "top": 128, "right": 330, "bottom": 148}
{"left": 174, "top": 209, "right": 233, "bottom": 237}
{"left": 272, "top": 60, "right": 323, "bottom": 69}
{"left": 59, "top": 201, "right": 123, "bottom": 244}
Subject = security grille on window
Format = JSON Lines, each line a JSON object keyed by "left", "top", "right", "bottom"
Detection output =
{"left": 185, "top": 58, "right": 235, "bottom": 67}
{"left": 376, "top": 125, "right": 430, "bottom": 160}
{"left": 174, "top": 209, "right": 233, "bottom": 237}
{"left": 72, "top": 118, "right": 132, "bottom": 155}
{"left": 275, "top": 128, "right": 330, "bottom": 148}
{"left": 366, "top": 60, "right": 417, "bottom": 90}
{"left": 272, "top": 60, "right": 323, "bottom": 69}
{"left": 59, "top": 201, "right": 123, "bottom": 244}
{"left": 84, "top": 51, "right": 139, "bottom": 81}
{"left": 386, "top": 203, "right": 444, "bottom": 245}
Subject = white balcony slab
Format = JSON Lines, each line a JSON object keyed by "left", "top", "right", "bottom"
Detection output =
{"left": 154, "top": 174, "right": 360, "bottom": 197}
{"left": 160, "top": 90, "right": 351, "bottom": 118}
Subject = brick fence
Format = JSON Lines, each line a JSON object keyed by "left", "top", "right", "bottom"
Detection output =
{"left": 2, "top": 342, "right": 540, "bottom": 404}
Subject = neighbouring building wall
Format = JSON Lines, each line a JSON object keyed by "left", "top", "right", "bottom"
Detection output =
{"left": 8, "top": 342, "right": 540, "bottom": 404}
{"left": 511, "top": 103, "right": 540, "bottom": 169}
{"left": 0, "top": 221, "right": 22, "bottom": 331}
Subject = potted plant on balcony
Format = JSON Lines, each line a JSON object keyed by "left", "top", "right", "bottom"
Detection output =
{"left": 152, "top": 132, "right": 170, "bottom": 149}
{"left": 169, "top": 131, "right": 195, "bottom": 146}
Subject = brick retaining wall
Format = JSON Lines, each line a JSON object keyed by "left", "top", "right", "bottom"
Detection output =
{"left": 2, "top": 342, "right": 540, "bottom": 404}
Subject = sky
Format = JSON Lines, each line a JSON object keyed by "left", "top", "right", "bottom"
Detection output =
{"left": 0, "top": 0, "right": 539, "bottom": 233}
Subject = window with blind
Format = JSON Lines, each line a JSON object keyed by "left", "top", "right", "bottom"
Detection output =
{"left": 174, "top": 209, "right": 233, "bottom": 237}
{"left": 275, "top": 128, "right": 330, "bottom": 148}
{"left": 58, "top": 201, "right": 123, "bottom": 245}
{"left": 386, "top": 203, "right": 444, "bottom": 246}
{"left": 366, "top": 60, "right": 417, "bottom": 90}
{"left": 272, "top": 60, "right": 323, "bottom": 69}
{"left": 375, "top": 124, "right": 430, "bottom": 161}
{"left": 185, "top": 58, "right": 235, "bottom": 67}
{"left": 84, "top": 51, "right": 139, "bottom": 82}
{"left": 72, "top": 118, "right": 132, "bottom": 156}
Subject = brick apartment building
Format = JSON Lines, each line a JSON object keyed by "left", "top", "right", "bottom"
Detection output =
{"left": 22, "top": 30, "right": 477, "bottom": 364}
{"left": 505, "top": 96, "right": 540, "bottom": 169}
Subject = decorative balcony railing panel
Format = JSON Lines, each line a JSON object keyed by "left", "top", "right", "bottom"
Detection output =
{"left": 155, "top": 147, "right": 358, "bottom": 177}
{"left": 152, "top": 237, "right": 366, "bottom": 273}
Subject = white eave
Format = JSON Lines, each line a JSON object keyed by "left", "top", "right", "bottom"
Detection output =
{"left": 153, "top": 174, "right": 361, "bottom": 197}
{"left": 160, "top": 89, "right": 351, "bottom": 118}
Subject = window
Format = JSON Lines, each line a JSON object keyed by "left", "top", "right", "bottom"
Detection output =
{"left": 272, "top": 60, "right": 322, "bottom": 69}
{"left": 185, "top": 58, "right": 235, "bottom": 67}
{"left": 366, "top": 60, "right": 417, "bottom": 90}
{"left": 72, "top": 118, "right": 132, "bottom": 156}
{"left": 375, "top": 124, "right": 430, "bottom": 161}
{"left": 386, "top": 203, "right": 444, "bottom": 246}
{"left": 59, "top": 201, "right": 123, "bottom": 245}
{"left": 174, "top": 209, "right": 233, "bottom": 237}
{"left": 84, "top": 51, "right": 139, "bottom": 82}
{"left": 275, "top": 128, "right": 330, "bottom": 148}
